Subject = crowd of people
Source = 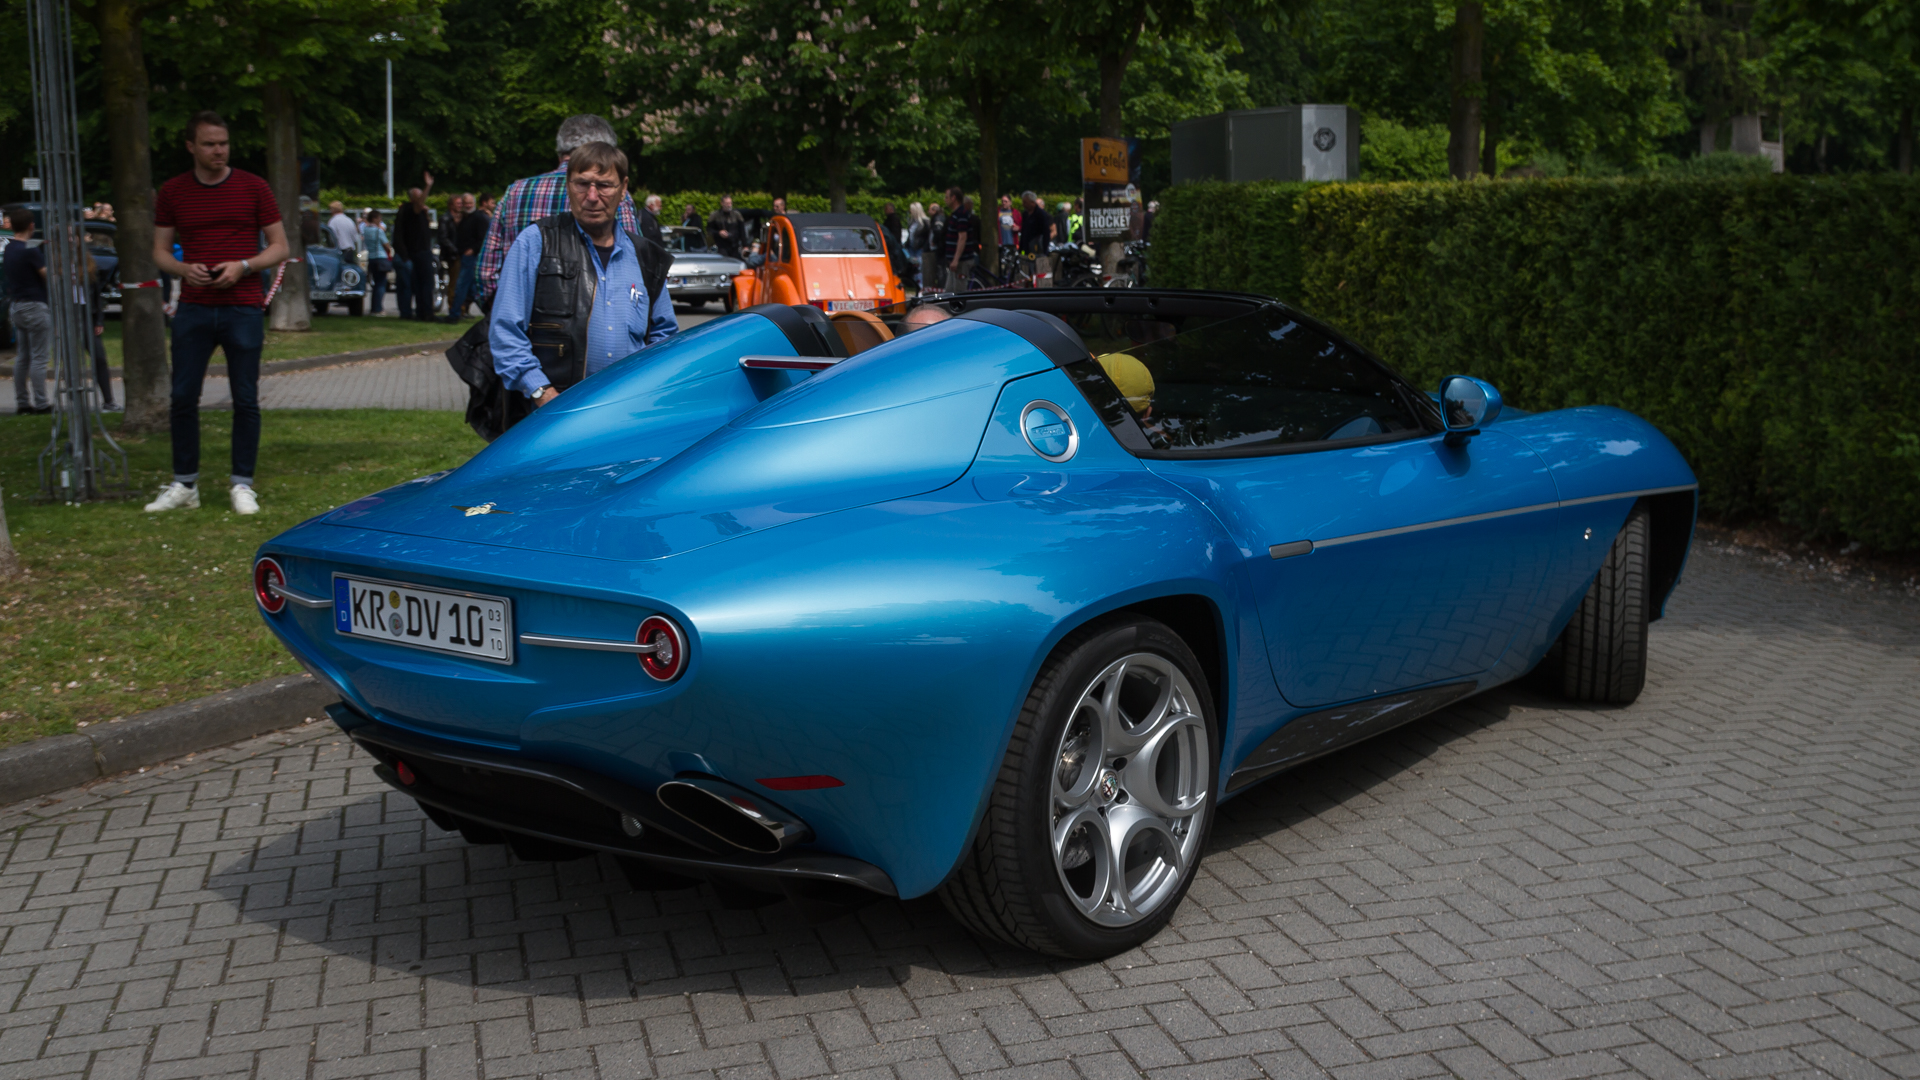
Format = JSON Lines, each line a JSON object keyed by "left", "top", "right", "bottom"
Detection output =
{"left": 303, "top": 183, "right": 495, "bottom": 322}
{"left": 11, "top": 103, "right": 1165, "bottom": 514}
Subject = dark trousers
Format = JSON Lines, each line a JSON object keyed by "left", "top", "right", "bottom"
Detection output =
{"left": 451, "top": 256, "right": 479, "bottom": 317}
{"left": 405, "top": 254, "right": 437, "bottom": 320}
{"left": 170, "top": 303, "right": 263, "bottom": 483}
{"left": 366, "top": 258, "right": 390, "bottom": 314}
{"left": 89, "top": 326, "right": 114, "bottom": 407}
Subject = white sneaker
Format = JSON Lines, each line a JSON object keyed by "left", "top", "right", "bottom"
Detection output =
{"left": 231, "top": 485, "right": 260, "bottom": 515}
{"left": 144, "top": 482, "right": 199, "bottom": 512}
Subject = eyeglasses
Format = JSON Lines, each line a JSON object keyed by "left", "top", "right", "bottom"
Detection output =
{"left": 568, "top": 179, "right": 622, "bottom": 196}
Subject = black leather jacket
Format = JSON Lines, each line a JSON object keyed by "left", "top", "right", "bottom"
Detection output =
{"left": 525, "top": 212, "right": 673, "bottom": 392}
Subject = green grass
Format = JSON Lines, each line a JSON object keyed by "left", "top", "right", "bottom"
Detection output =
{"left": 0, "top": 410, "right": 482, "bottom": 748}
{"left": 98, "top": 314, "right": 465, "bottom": 367}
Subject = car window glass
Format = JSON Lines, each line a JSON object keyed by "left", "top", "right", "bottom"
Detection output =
{"left": 1060, "top": 308, "right": 1427, "bottom": 455}
{"left": 799, "top": 226, "right": 882, "bottom": 254}
{"left": 770, "top": 227, "right": 789, "bottom": 264}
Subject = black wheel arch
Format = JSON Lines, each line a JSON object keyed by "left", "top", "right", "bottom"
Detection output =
{"left": 1643, "top": 488, "right": 1697, "bottom": 620}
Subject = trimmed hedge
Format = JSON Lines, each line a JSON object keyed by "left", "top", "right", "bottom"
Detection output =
{"left": 1154, "top": 177, "right": 1920, "bottom": 550}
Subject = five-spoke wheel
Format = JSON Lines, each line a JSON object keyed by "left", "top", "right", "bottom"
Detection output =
{"left": 940, "top": 616, "right": 1217, "bottom": 958}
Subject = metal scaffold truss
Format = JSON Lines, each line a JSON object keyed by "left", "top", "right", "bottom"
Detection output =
{"left": 27, "top": 0, "right": 131, "bottom": 503}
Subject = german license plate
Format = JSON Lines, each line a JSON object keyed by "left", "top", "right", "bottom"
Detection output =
{"left": 827, "top": 299, "right": 879, "bottom": 312}
{"left": 333, "top": 575, "right": 514, "bottom": 664}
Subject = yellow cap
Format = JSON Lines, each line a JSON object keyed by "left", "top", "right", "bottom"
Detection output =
{"left": 1097, "top": 352, "right": 1154, "bottom": 413}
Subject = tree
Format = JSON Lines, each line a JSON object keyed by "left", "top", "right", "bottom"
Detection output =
{"left": 899, "top": 0, "right": 1071, "bottom": 273}
{"left": 1765, "top": 0, "right": 1918, "bottom": 171}
{"left": 637, "top": 0, "right": 929, "bottom": 210}
{"left": 151, "top": 0, "right": 442, "bottom": 330}
{"left": 1449, "top": 2, "right": 1484, "bottom": 178}
{"left": 1319, "top": 0, "right": 1687, "bottom": 174}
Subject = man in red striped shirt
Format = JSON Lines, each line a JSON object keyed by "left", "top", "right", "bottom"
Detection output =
{"left": 145, "top": 110, "right": 289, "bottom": 516}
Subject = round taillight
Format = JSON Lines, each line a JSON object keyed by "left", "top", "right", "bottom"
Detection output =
{"left": 637, "top": 615, "right": 688, "bottom": 682}
{"left": 254, "top": 557, "right": 287, "bottom": 614}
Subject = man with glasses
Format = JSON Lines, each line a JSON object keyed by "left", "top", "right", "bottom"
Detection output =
{"left": 488, "top": 142, "right": 675, "bottom": 418}
{"left": 478, "top": 115, "right": 641, "bottom": 305}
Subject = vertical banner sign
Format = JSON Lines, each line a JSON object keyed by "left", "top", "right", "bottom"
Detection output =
{"left": 1081, "top": 138, "right": 1141, "bottom": 241}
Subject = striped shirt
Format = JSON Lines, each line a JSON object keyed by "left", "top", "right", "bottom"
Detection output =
{"left": 154, "top": 168, "right": 280, "bottom": 306}
{"left": 478, "top": 164, "right": 639, "bottom": 300}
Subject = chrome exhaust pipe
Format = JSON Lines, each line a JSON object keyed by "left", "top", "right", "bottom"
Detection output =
{"left": 657, "top": 777, "right": 812, "bottom": 854}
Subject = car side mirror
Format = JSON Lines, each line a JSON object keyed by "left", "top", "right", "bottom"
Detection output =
{"left": 1438, "top": 375, "right": 1502, "bottom": 446}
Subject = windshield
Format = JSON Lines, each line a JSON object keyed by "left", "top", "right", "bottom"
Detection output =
{"left": 1058, "top": 308, "right": 1430, "bottom": 455}
{"left": 799, "top": 226, "right": 882, "bottom": 254}
{"left": 667, "top": 229, "right": 706, "bottom": 254}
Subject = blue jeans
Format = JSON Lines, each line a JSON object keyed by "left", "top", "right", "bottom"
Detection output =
{"left": 170, "top": 303, "right": 263, "bottom": 484}
{"left": 451, "top": 256, "right": 479, "bottom": 317}
{"left": 366, "top": 258, "right": 390, "bottom": 314}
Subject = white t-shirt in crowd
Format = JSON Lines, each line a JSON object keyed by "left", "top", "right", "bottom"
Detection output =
{"left": 326, "top": 213, "right": 360, "bottom": 252}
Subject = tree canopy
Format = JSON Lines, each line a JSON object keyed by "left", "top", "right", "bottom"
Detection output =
{"left": 1, "top": 0, "right": 1914, "bottom": 214}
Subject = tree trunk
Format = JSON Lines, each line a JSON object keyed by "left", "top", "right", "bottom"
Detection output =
{"left": 1097, "top": 51, "right": 1128, "bottom": 139}
{"left": 1480, "top": 81, "right": 1500, "bottom": 178}
{"left": 1095, "top": 41, "right": 1138, "bottom": 284}
{"left": 1448, "top": 2, "right": 1484, "bottom": 180}
{"left": 91, "top": 0, "right": 168, "bottom": 433}
{"left": 1901, "top": 105, "right": 1914, "bottom": 175}
{"left": 262, "top": 81, "right": 310, "bottom": 331}
{"left": 823, "top": 144, "right": 849, "bottom": 213}
{"left": 975, "top": 94, "right": 1001, "bottom": 279}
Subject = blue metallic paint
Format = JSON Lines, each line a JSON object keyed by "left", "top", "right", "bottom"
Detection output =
{"left": 257, "top": 299, "right": 1697, "bottom": 901}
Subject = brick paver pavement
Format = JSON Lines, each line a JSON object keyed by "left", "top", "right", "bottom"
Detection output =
{"left": 1, "top": 544, "right": 1916, "bottom": 1080}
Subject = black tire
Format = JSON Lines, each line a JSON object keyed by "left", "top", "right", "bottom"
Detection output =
{"left": 311, "top": 301, "right": 329, "bottom": 317}
{"left": 345, "top": 297, "right": 364, "bottom": 317}
{"left": 938, "top": 616, "right": 1217, "bottom": 958}
{"left": 1536, "top": 505, "right": 1650, "bottom": 704}
{"left": 1063, "top": 272, "right": 1097, "bottom": 290}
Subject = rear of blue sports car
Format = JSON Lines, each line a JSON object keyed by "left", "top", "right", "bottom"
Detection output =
{"left": 254, "top": 303, "right": 1102, "bottom": 908}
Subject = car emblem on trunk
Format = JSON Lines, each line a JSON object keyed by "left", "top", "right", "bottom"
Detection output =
{"left": 453, "top": 502, "right": 512, "bottom": 516}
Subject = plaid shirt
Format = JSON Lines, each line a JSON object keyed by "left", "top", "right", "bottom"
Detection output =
{"left": 478, "top": 164, "right": 641, "bottom": 299}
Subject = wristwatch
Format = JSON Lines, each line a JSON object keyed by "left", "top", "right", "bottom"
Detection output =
{"left": 240, "top": 258, "right": 252, "bottom": 273}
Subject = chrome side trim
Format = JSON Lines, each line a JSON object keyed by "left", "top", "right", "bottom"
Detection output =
{"left": 1557, "top": 483, "right": 1698, "bottom": 508}
{"left": 268, "top": 582, "right": 332, "bottom": 608}
{"left": 520, "top": 632, "right": 661, "bottom": 655}
{"left": 1268, "top": 540, "right": 1313, "bottom": 560}
{"left": 1299, "top": 484, "right": 1700, "bottom": 551}
{"left": 1311, "top": 500, "right": 1561, "bottom": 549}
{"left": 740, "top": 355, "right": 841, "bottom": 371}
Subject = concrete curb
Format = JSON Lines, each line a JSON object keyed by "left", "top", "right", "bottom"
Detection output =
{"left": 0, "top": 338, "right": 459, "bottom": 380}
{"left": 0, "top": 673, "right": 337, "bottom": 804}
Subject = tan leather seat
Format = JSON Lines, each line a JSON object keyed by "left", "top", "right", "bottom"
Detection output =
{"left": 829, "top": 309, "right": 894, "bottom": 355}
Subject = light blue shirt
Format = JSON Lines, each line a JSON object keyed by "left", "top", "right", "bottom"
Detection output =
{"left": 490, "top": 219, "right": 678, "bottom": 398}
{"left": 360, "top": 224, "right": 390, "bottom": 258}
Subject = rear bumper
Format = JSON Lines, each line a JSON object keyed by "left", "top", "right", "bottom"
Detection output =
{"left": 332, "top": 703, "right": 897, "bottom": 897}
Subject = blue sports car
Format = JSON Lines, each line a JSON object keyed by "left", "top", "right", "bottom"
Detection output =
{"left": 254, "top": 290, "right": 1696, "bottom": 957}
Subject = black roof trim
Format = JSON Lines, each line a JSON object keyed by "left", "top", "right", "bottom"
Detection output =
{"left": 785, "top": 213, "right": 881, "bottom": 228}
{"left": 955, "top": 307, "right": 1092, "bottom": 370}
{"left": 741, "top": 303, "right": 848, "bottom": 358}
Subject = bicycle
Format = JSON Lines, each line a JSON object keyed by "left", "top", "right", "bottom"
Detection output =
{"left": 965, "top": 247, "right": 1040, "bottom": 292}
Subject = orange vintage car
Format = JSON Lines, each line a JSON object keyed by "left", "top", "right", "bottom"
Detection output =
{"left": 731, "top": 212, "right": 906, "bottom": 312}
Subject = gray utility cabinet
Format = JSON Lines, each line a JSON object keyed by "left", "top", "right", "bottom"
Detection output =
{"left": 1172, "top": 106, "right": 1361, "bottom": 183}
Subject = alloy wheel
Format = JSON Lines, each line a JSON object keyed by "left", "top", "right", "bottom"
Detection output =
{"left": 1049, "top": 651, "right": 1210, "bottom": 926}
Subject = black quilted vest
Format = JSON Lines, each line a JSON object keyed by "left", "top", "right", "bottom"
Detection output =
{"left": 527, "top": 211, "right": 673, "bottom": 390}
